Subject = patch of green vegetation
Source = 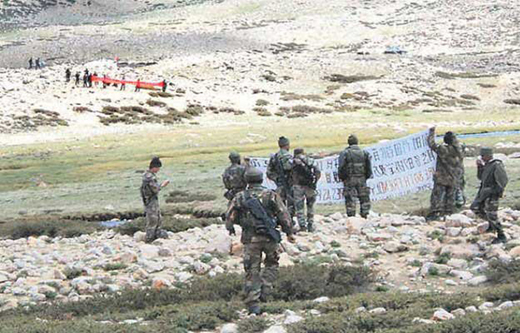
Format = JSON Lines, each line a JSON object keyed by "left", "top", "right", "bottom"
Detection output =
{"left": 237, "top": 317, "right": 271, "bottom": 333}
{"left": 428, "top": 230, "right": 445, "bottom": 243}
{"left": 0, "top": 218, "right": 100, "bottom": 240}
{"left": 485, "top": 259, "right": 520, "bottom": 285}
{"left": 103, "top": 263, "right": 128, "bottom": 271}
{"left": 116, "top": 216, "right": 222, "bottom": 236}
{"left": 435, "top": 252, "right": 451, "bottom": 265}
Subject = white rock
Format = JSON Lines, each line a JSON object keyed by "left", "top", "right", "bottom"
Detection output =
{"left": 313, "top": 296, "right": 330, "bottom": 303}
{"left": 498, "top": 301, "right": 513, "bottom": 310}
{"left": 220, "top": 323, "right": 239, "bottom": 333}
{"left": 329, "top": 212, "right": 344, "bottom": 221}
{"left": 479, "top": 302, "right": 494, "bottom": 310}
{"left": 355, "top": 306, "right": 367, "bottom": 313}
{"left": 284, "top": 314, "right": 304, "bottom": 324}
{"left": 432, "top": 308, "right": 454, "bottom": 321}
{"left": 366, "top": 233, "right": 393, "bottom": 242}
{"left": 468, "top": 276, "right": 487, "bottom": 286}
{"left": 133, "top": 232, "right": 146, "bottom": 242}
{"left": 446, "top": 227, "right": 462, "bottom": 237}
{"left": 383, "top": 241, "right": 408, "bottom": 253}
{"left": 451, "top": 309, "right": 466, "bottom": 317}
{"left": 445, "top": 279, "right": 458, "bottom": 286}
{"left": 465, "top": 306, "right": 478, "bottom": 313}
{"left": 450, "top": 270, "right": 473, "bottom": 281}
{"left": 369, "top": 307, "right": 386, "bottom": 314}
{"left": 205, "top": 233, "right": 233, "bottom": 254}
{"left": 139, "top": 245, "right": 159, "bottom": 259}
{"left": 193, "top": 261, "right": 211, "bottom": 275}
{"left": 447, "top": 259, "right": 468, "bottom": 270}
{"left": 139, "top": 259, "right": 165, "bottom": 273}
{"left": 446, "top": 214, "right": 474, "bottom": 228}
{"left": 263, "top": 325, "right": 287, "bottom": 333}
{"left": 176, "top": 272, "right": 193, "bottom": 283}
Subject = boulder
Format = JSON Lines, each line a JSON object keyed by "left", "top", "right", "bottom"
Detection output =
{"left": 446, "top": 227, "right": 462, "bottom": 237}
{"left": 263, "top": 325, "right": 287, "bottom": 333}
{"left": 204, "top": 234, "right": 233, "bottom": 254}
{"left": 220, "top": 323, "right": 239, "bottom": 333}
{"left": 446, "top": 214, "right": 474, "bottom": 228}
{"left": 468, "top": 276, "right": 488, "bottom": 286}
{"left": 369, "top": 307, "right": 387, "bottom": 314}
{"left": 509, "top": 246, "right": 520, "bottom": 258}
{"left": 447, "top": 258, "right": 468, "bottom": 270}
{"left": 432, "top": 308, "right": 454, "bottom": 321}
{"left": 383, "top": 241, "right": 408, "bottom": 253}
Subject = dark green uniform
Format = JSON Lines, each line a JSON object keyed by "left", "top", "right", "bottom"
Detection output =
{"left": 338, "top": 143, "right": 372, "bottom": 218}
{"left": 427, "top": 130, "right": 464, "bottom": 218}
{"left": 222, "top": 163, "right": 247, "bottom": 201}
{"left": 470, "top": 156, "right": 508, "bottom": 241}
{"left": 292, "top": 153, "right": 321, "bottom": 231}
{"left": 267, "top": 148, "right": 294, "bottom": 218}
{"left": 226, "top": 183, "right": 293, "bottom": 313}
{"left": 141, "top": 170, "right": 162, "bottom": 243}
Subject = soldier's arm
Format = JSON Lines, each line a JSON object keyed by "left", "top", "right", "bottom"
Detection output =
{"left": 225, "top": 197, "right": 240, "bottom": 232}
{"left": 427, "top": 128, "right": 439, "bottom": 152}
{"left": 313, "top": 162, "right": 322, "bottom": 181}
{"left": 271, "top": 192, "right": 293, "bottom": 236}
{"left": 365, "top": 152, "right": 373, "bottom": 179}
{"left": 222, "top": 171, "right": 231, "bottom": 190}
{"left": 494, "top": 163, "right": 509, "bottom": 196}
{"left": 144, "top": 175, "right": 161, "bottom": 195}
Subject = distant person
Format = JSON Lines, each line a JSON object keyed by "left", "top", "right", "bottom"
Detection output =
{"left": 65, "top": 68, "right": 71, "bottom": 83}
{"left": 93, "top": 72, "right": 98, "bottom": 87}
{"left": 88, "top": 73, "right": 93, "bottom": 88}
{"left": 135, "top": 79, "right": 141, "bottom": 92}
{"left": 35, "top": 58, "right": 41, "bottom": 69}
{"left": 426, "top": 127, "right": 464, "bottom": 221}
{"left": 338, "top": 134, "right": 372, "bottom": 218}
{"left": 103, "top": 75, "right": 108, "bottom": 89}
{"left": 140, "top": 157, "right": 170, "bottom": 243}
{"left": 120, "top": 75, "right": 126, "bottom": 91}
{"left": 470, "top": 147, "right": 509, "bottom": 244}
{"left": 83, "top": 73, "right": 88, "bottom": 88}
{"left": 162, "top": 80, "right": 167, "bottom": 93}
{"left": 74, "top": 72, "right": 81, "bottom": 86}
{"left": 28, "top": 58, "right": 33, "bottom": 69}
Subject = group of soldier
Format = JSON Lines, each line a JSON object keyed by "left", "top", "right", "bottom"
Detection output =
{"left": 140, "top": 129, "right": 509, "bottom": 315}
{"left": 28, "top": 57, "right": 43, "bottom": 70}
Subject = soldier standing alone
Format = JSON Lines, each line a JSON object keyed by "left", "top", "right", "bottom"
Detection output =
{"left": 470, "top": 147, "right": 508, "bottom": 244}
{"left": 426, "top": 127, "right": 465, "bottom": 221}
{"left": 338, "top": 134, "right": 372, "bottom": 218}
{"left": 222, "top": 151, "right": 247, "bottom": 203}
{"left": 292, "top": 148, "right": 321, "bottom": 232}
{"left": 226, "top": 168, "right": 295, "bottom": 315}
{"left": 141, "top": 157, "right": 170, "bottom": 243}
{"left": 267, "top": 136, "right": 294, "bottom": 219}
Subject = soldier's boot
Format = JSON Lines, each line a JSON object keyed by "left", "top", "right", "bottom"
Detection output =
{"left": 306, "top": 219, "right": 315, "bottom": 232}
{"left": 145, "top": 228, "right": 157, "bottom": 243}
{"left": 157, "top": 229, "right": 169, "bottom": 239}
{"left": 492, "top": 229, "right": 507, "bottom": 244}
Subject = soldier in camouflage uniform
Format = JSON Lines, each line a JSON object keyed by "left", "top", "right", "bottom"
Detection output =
{"left": 222, "top": 151, "right": 247, "bottom": 203}
{"left": 426, "top": 127, "right": 465, "bottom": 221}
{"left": 470, "top": 147, "right": 509, "bottom": 243}
{"left": 267, "top": 136, "right": 295, "bottom": 220}
{"left": 226, "top": 168, "right": 295, "bottom": 315}
{"left": 338, "top": 135, "right": 372, "bottom": 218}
{"left": 140, "top": 157, "right": 170, "bottom": 243}
{"left": 292, "top": 148, "right": 321, "bottom": 232}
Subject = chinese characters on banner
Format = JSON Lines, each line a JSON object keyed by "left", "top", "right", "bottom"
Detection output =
{"left": 249, "top": 130, "right": 436, "bottom": 204}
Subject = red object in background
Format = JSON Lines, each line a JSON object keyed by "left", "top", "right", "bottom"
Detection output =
{"left": 91, "top": 76, "right": 164, "bottom": 89}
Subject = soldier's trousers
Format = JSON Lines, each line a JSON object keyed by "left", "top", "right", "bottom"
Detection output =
{"left": 276, "top": 186, "right": 295, "bottom": 220}
{"left": 470, "top": 195, "right": 502, "bottom": 233}
{"left": 293, "top": 185, "right": 317, "bottom": 228}
{"left": 429, "top": 183, "right": 456, "bottom": 217}
{"left": 144, "top": 201, "right": 162, "bottom": 243}
{"left": 343, "top": 178, "right": 371, "bottom": 217}
{"left": 243, "top": 240, "right": 280, "bottom": 308}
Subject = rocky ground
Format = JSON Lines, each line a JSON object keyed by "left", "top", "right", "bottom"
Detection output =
{"left": 1, "top": 208, "right": 520, "bottom": 331}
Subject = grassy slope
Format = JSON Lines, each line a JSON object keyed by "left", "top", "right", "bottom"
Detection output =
{"left": 0, "top": 111, "right": 519, "bottom": 218}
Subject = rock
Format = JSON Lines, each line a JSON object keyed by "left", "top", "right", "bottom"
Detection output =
{"left": 158, "top": 248, "right": 172, "bottom": 257}
{"left": 133, "top": 231, "right": 146, "bottom": 242}
{"left": 175, "top": 272, "right": 193, "bottom": 283}
{"left": 465, "top": 306, "right": 478, "bottom": 312}
{"left": 220, "top": 323, "right": 239, "bottom": 333}
{"left": 447, "top": 258, "right": 468, "bottom": 270}
{"left": 412, "top": 318, "right": 435, "bottom": 324}
{"left": 478, "top": 222, "right": 490, "bottom": 234}
{"left": 193, "top": 261, "right": 211, "bottom": 275}
{"left": 421, "top": 263, "right": 451, "bottom": 276}
{"left": 263, "top": 325, "right": 287, "bottom": 333}
{"left": 355, "top": 306, "right": 367, "bottom": 313}
{"left": 313, "top": 296, "right": 330, "bottom": 303}
{"left": 139, "top": 244, "right": 159, "bottom": 259}
{"left": 432, "top": 308, "right": 455, "bottom": 321}
{"left": 468, "top": 276, "right": 487, "bottom": 286}
{"left": 0, "top": 274, "right": 9, "bottom": 283}
{"left": 139, "top": 259, "right": 164, "bottom": 273}
{"left": 446, "top": 227, "right": 462, "bottom": 237}
{"left": 205, "top": 233, "right": 233, "bottom": 254}
{"left": 366, "top": 233, "right": 393, "bottom": 242}
{"left": 284, "top": 314, "right": 304, "bottom": 324}
{"left": 508, "top": 246, "right": 520, "bottom": 258}
{"left": 369, "top": 307, "right": 386, "bottom": 314}
{"left": 446, "top": 214, "right": 473, "bottom": 228}
{"left": 152, "top": 277, "right": 171, "bottom": 290}
{"left": 297, "top": 244, "right": 311, "bottom": 252}
{"left": 329, "top": 212, "right": 344, "bottom": 221}
{"left": 451, "top": 309, "right": 466, "bottom": 317}
{"left": 479, "top": 302, "right": 494, "bottom": 311}
{"left": 445, "top": 279, "right": 458, "bottom": 286}
{"left": 498, "top": 301, "right": 513, "bottom": 310}
{"left": 383, "top": 241, "right": 408, "bottom": 253}
{"left": 450, "top": 270, "right": 473, "bottom": 281}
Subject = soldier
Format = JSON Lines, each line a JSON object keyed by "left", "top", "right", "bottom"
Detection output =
{"left": 35, "top": 58, "right": 41, "bottom": 69}
{"left": 65, "top": 68, "right": 71, "bottom": 83}
{"left": 74, "top": 72, "right": 81, "bottom": 86}
{"left": 140, "top": 157, "right": 170, "bottom": 243}
{"left": 426, "top": 127, "right": 465, "bottom": 221}
{"left": 470, "top": 147, "right": 508, "bottom": 244}
{"left": 28, "top": 58, "right": 33, "bottom": 69}
{"left": 292, "top": 148, "right": 321, "bottom": 232}
{"left": 162, "top": 79, "right": 167, "bottom": 93}
{"left": 338, "top": 134, "right": 372, "bottom": 218}
{"left": 226, "top": 168, "right": 295, "bottom": 315}
{"left": 266, "top": 136, "right": 294, "bottom": 219}
{"left": 222, "top": 151, "right": 247, "bottom": 203}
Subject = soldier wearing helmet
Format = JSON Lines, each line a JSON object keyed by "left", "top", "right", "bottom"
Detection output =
{"left": 222, "top": 151, "right": 247, "bottom": 202}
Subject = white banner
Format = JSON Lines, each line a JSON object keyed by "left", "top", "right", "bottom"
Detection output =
{"left": 249, "top": 130, "right": 436, "bottom": 204}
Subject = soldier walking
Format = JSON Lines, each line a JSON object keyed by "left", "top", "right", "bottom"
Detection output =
{"left": 292, "top": 148, "right": 321, "bottom": 232}
{"left": 74, "top": 72, "right": 81, "bottom": 86}
{"left": 65, "top": 68, "right": 71, "bottom": 83}
{"left": 470, "top": 148, "right": 508, "bottom": 244}
{"left": 222, "top": 152, "right": 247, "bottom": 203}
{"left": 28, "top": 58, "right": 33, "bottom": 69}
{"left": 426, "top": 127, "right": 465, "bottom": 221}
{"left": 226, "top": 168, "right": 295, "bottom": 315}
{"left": 141, "top": 157, "right": 170, "bottom": 243}
{"left": 338, "top": 134, "right": 372, "bottom": 218}
{"left": 267, "top": 136, "right": 294, "bottom": 220}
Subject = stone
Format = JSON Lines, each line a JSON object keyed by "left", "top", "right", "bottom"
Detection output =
{"left": 139, "top": 244, "right": 159, "bottom": 259}
{"left": 446, "top": 214, "right": 473, "bottom": 228}
{"left": 450, "top": 270, "right": 473, "bottom": 281}
{"left": 220, "top": 323, "right": 239, "bottom": 333}
{"left": 139, "top": 259, "right": 164, "bottom": 273}
{"left": 509, "top": 246, "right": 520, "bottom": 258}
{"left": 313, "top": 296, "right": 330, "bottom": 303}
{"left": 263, "top": 325, "right": 287, "bottom": 333}
{"left": 468, "top": 276, "right": 487, "bottom": 286}
{"left": 383, "top": 241, "right": 408, "bottom": 253}
{"left": 447, "top": 258, "right": 468, "bottom": 270}
{"left": 193, "top": 261, "right": 211, "bottom": 275}
{"left": 204, "top": 233, "right": 233, "bottom": 254}
{"left": 152, "top": 277, "right": 172, "bottom": 290}
{"left": 284, "top": 314, "right": 304, "bottom": 324}
{"left": 498, "top": 301, "right": 513, "bottom": 310}
{"left": 465, "top": 306, "right": 478, "bottom": 312}
{"left": 133, "top": 231, "right": 146, "bottom": 242}
{"left": 366, "top": 233, "right": 393, "bottom": 242}
{"left": 329, "top": 212, "right": 344, "bottom": 221}
{"left": 432, "top": 308, "right": 454, "bottom": 321}
{"left": 446, "top": 227, "right": 462, "bottom": 237}
{"left": 479, "top": 302, "right": 494, "bottom": 310}
{"left": 355, "top": 306, "right": 367, "bottom": 313}
{"left": 451, "top": 309, "right": 466, "bottom": 317}
{"left": 478, "top": 222, "right": 490, "bottom": 234}
{"left": 445, "top": 279, "right": 458, "bottom": 286}
{"left": 158, "top": 248, "right": 172, "bottom": 257}
{"left": 176, "top": 272, "right": 193, "bottom": 283}
{"left": 369, "top": 307, "right": 386, "bottom": 314}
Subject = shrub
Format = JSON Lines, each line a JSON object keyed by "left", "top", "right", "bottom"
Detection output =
{"left": 116, "top": 216, "right": 222, "bottom": 236}
{"left": 0, "top": 219, "right": 99, "bottom": 240}
{"left": 485, "top": 259, "right": 520, "bottom": 284}
{"left": 146, "top": 99, "right": 167, "bottom": 107}
{"left": 237, "top": 317, "right": 271, "bottom": 333}
{"left": 256, "top": 99, "right": 269, "bottom": 106}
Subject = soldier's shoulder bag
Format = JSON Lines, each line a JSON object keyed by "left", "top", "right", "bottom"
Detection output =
{"left": 243, "top": 191, "right": 282, "bottom": 243}
{"left": 294, "top": 161, "right": 317, "bottom": 188}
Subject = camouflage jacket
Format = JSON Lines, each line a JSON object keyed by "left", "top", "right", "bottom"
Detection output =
{"left": 428, "top": 133, "right": 464, "bottom": 186}
{"left": 476, "top": 159, "right": 508, "bottom": 199}
{"left": 338, "top": 145, "right": 372, "bottom": 182}
{"left": 226, "top": 184, "right": 293, "bottom": 244}
{"left": 141, "top": 170, "right": 161, "bottom": 207}
{"left": 222, "top": 163, "right": 247, "bottom": 198}
{"left": 292, "top": 155, "right": 321, "bottom": 187}
{"left": 266, "top": 149, "right": 293, "bottom": 187}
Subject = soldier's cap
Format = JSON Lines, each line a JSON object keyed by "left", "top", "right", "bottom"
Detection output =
{"left": 348, "top": 134, "right": 359, "bottom": 145}
{"left": 150, "top": 156, "right": 162, "bottom": 168}
{"left": 278, "top": 136, "right": 290, "bottom": 147}
{"left": 294, "top": 148, "right": 304, "bottom": 156}
{"left": 228, "top": 151, "right": 241, "bottom": 162}
{"left": 443, "top": 131, "right": 455, "bottom": 144}
{"left": 245, "top": 167, "right": 264, "bottom": 184}
{"left": 480, "top": 147, "right": 493, "bottom": 157}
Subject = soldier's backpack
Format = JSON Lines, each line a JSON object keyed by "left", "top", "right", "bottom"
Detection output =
{"left": 294, "top": 160, "right": 318, "bottom": 188}
{"left": 224, "top": 166, "right": 246, "bottom": 190}
{"left": 339, "top": 148, "right": 368, "bottom": 180}
{"left": 266, "top": 153, "right": 281, "bottom": 183}
{"left": 243, "top": 191, "right": 282, "bottom": 243}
